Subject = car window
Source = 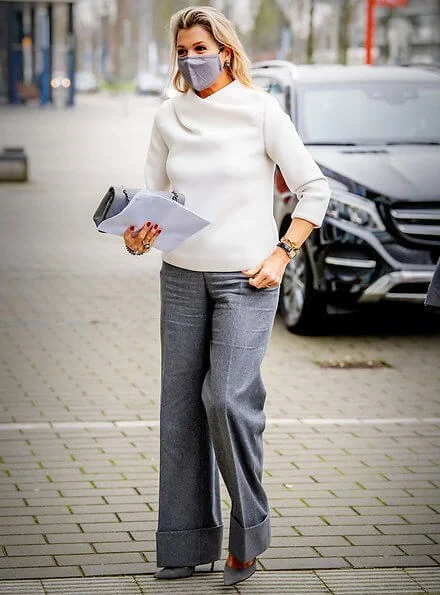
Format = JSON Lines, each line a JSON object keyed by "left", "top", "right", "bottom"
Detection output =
{"left": 252, "top": 75, "right": 271, "bottom": 92}
{"left": 297, "top": 82, "right": 440, "bottom": 144}
{"left": 252, "top": 73, "right": 287, "bottom": 110}
{"left": 268, "top": 81, "right": 286, "bottom": 110}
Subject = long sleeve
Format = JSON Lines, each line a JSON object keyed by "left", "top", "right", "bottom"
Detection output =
{"left": 263, "top": 95, "right": 331, "bottom": 227}
{"left": 144, "top": 112, "right": 171, "bottom": 192}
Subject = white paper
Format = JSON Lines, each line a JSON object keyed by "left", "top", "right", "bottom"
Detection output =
{"left": 97, "top": 190, "right": 211, "bottom": 252}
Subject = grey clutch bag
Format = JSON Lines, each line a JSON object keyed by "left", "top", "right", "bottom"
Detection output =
{"left": 93, "top": 186, "right": 185, "bottom": 233}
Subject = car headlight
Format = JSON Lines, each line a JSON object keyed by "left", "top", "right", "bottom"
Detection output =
{"left": 327, "top": 190, "right": 385, "bottom": 231}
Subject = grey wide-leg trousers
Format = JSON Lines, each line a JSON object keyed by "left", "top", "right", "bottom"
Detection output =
{"left": 156, "top": 260, "right": 280, "bottom": 567}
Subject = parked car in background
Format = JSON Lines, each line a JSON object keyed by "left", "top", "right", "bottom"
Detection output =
{"left": 251, "top": 61, "right": 440, "bottom": 334}
{"left": 134, "top": 71, "right": 164, "bottom": 96}
{"left": 75, "top": 71, "right": 98, "bottom": 93}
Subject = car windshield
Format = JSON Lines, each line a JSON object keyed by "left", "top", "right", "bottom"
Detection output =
{"left": 296, "top": 82, "right": 440, "bottom": 145}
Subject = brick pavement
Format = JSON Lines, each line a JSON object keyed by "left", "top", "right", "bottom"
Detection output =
{"left": 0, "top": 93, "right": 440, "bottom": 592}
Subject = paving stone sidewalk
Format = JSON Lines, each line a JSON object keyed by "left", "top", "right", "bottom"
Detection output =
{"left": 0, "top": 94, "right": 439, "bottom": 592}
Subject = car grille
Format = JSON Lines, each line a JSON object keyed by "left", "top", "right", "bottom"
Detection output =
{"left": 389, "top": 203, "right": 440, "bottom": 247}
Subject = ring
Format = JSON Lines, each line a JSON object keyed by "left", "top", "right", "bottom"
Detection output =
{"left": 142, "top": 241, "right": 151, "bottom": 250}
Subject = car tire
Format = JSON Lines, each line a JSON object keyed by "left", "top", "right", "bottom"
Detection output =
{"left": 278, "top": 246, "right": 327, "bottom": 335}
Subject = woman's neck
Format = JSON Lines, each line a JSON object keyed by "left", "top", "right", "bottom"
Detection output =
{"left": 197, "top": 70, "right": 234, "bottom": 99}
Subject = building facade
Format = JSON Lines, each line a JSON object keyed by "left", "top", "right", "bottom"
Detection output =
{"left": 375, "top": 0, "right": 440, "bottom": 65}
{"left": 0, "top": 0, "right": 76, "bottom": 105}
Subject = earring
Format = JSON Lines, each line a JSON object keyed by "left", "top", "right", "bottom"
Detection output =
{"left": 224, "top": 59, "right": 231, "bottom": 69}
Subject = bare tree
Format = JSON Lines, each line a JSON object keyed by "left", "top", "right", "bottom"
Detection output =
{"left": 337, "top": 0, "right": 355, "bottom": 64}
{"left": 306, "top": 0, "right": 315, "bottom": 63}
{"left": 229, "top": 0, "right": 262, "bottom": 35}
{"left": 273, "top": 0, "right": 310, "bottom": 63}
{"left": 75, "top": 0, "right": 117, "bottom": 78}
{"left": 209, "top": 0, "right": 226, "bottom": 9}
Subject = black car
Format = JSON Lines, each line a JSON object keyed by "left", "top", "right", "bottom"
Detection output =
{"left": 251, "top": 61, "right": 440, "bottom": 334}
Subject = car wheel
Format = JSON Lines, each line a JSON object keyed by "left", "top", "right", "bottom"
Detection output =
{"left": 279, "top": 246, "right": 326, "bottom": 335}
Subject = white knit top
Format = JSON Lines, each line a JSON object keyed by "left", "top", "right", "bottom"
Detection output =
{"left": 144, "top": 78, "right": 331, "bottom": 272}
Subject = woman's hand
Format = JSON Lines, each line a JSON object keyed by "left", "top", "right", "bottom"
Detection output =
{"left": 241, "top": 247, "right": 290, "bottom": 289}
{"left": 123, "top": 221, "right": 162, "bottom": 254}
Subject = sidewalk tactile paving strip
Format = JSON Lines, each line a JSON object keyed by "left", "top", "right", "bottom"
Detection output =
{"left": 230, "top": 571, "right": 330, "bottom": 593}
{"left": 42, "top": 576, "right": 141, "bottom": 593}
{"left": 406, "top": 568, "right": 440, "bottom": 592}
{"left": 136, "top": 573, "right": 229, "bottom": 593}
{"left": 2, "top": 569, "right": 440, "bottom": 594}
{"left": 137, "top": 570, "right": 329, "bottom": 593}
{"left": 317, "top": 568, "right": 427, "bottom": 593}
{"left": 0, "top": 582, "right": 44, "bottom": 595}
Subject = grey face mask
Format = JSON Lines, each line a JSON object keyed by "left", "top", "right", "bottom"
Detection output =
{"left": 177, "top": 49, "right": 224, "bottom": 92}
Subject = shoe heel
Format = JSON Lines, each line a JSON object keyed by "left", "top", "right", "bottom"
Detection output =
{"left": 210, "top": 561, "right": 215, "bottom": 572}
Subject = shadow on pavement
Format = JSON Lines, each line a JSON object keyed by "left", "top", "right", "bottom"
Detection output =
{"left": 297, "top": 305, "right": 440, "bottom": 337}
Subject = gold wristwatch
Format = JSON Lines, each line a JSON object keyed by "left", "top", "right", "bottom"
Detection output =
{"left": 277, "top": 235, "right": 301, "bottom": 260}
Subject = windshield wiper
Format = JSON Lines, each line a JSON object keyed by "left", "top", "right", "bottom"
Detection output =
{"left": 306, "top": 142, "right": 358, "bottom": 146}
{"left": 386, "top": 141, "right": 440, "bottom": 145}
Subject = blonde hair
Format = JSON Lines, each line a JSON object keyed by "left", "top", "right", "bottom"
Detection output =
{"left": 168, "top": 5, "right": 254, "bottom": 93}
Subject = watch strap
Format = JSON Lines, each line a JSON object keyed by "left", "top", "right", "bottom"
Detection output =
{"left": 276, "top": 240, "right": 295, "bottom": 259}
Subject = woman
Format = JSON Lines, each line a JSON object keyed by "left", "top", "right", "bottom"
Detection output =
{"left": 123, "top": 5, "right": 331, "bottom": 587}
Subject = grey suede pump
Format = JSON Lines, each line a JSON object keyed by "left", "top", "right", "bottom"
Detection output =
{"left": 153, "top": 561, "right": 215, "bottom": 579}
{"left": 223, "top": 558, "right": 257, "bottom": 586}
{"left": 153, "top": 566, "right": 195, "bottom": 579}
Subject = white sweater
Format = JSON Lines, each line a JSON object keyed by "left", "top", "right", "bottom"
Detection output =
{"left": 144, "top": 78, "right": 331, "bottom": 272}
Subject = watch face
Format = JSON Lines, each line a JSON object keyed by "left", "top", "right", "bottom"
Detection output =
{"left": 278, "top": 242, "right": 293, "bottom": 257}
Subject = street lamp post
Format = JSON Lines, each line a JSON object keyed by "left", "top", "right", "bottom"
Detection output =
{"left": 365, "top": 0, "right": 375, "bottom": 65}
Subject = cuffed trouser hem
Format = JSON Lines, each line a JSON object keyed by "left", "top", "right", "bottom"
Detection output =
{"left": 228, "top": 513, "right": 271, "bottom": 563}
{"left": 156, "top": 523, "right": 223, "bottom": 567}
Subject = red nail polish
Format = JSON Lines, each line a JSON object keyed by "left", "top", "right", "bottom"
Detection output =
{"left": 129, "top": 226, "right": 134, "bottom": 230}
{"left": 158, "top": 229, "right": 162, "bottom": 234}
{"left": 154, "top": 224, "right": 158, "bottom": 229}
{"left": 146, "top": 221, "right": 151, "bottom": 226}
